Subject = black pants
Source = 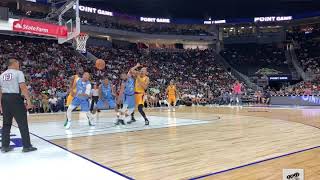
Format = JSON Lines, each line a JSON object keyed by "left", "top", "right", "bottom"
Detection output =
{"left": 90, "top": 96, "right": 99, "bottom": 111}
{"left": 1, "top": 94, "right": 32, "bottom": 148}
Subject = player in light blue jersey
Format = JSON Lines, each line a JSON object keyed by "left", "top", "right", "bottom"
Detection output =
{"left": 90, "top": 78, "right": 121, "bottom": 124}
{"left": 116, "top": 67, "right": 136, "bottom": 125}
{"left": 94, "top": 78, "right": 116, "bottom": 110}
{"left": 64, "top": 72, "right": 94, "bottom": 129}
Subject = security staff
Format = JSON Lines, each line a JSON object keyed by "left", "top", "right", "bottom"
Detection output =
{"left": 0, "top": 59, "right": 37, "bottom": 153}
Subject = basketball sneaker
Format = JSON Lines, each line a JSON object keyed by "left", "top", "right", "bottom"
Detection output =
{"left": 88, "top": 117, "right": 94, "bottom": 126}
{"left": 115, "top": 119, "right": 125, "bottom": 125}
{"left": 65, "top": 120, "right": 71, "bottom": 129}
{"left": 1, "top": 146, "right": 14, "bottom": 153}
{"left": 22, "top": 146, "right": 37, "bottom": 153}
{"left": 63, "top": 119, "right": 68, "bottom": 127}
{"left": 127, "top": 119, "right": 136, "bottom": 124}
{"left": 88, "top": 120, "right": 94, "bottom": 126}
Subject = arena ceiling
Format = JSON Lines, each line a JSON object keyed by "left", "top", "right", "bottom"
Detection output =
{"left": 81, "top": 0, "right": 320, "bottom": 19}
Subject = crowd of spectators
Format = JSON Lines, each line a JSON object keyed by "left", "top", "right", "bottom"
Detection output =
{"left": 0, "top": 35, "right": 248, "bottom": 113}
{"left": 0, "top": 35, "right": 96, "bottom": 113}
{"left": 270, "top": 78, "right": 320, "bottom": 96}
{"left": 4, "top": 8, "right": 320, "bottom": 109}
{"left": 297, "top": 40, "right": 320, "bottom": 75}
{"left": 3, "top": 30, "right": 320, "bottom": 110}
{"left": 88, "top": 46, "right": 239, "bottom": 104}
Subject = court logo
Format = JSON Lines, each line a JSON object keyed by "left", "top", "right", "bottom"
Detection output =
{"left": 283, "top": 169, "right": 304, "bottom": 180}
{"left": 14, "top": 23, "right": 22, "bottom": 29}
{"left": 0, "top": 128, "right": 23, "bottom": 148}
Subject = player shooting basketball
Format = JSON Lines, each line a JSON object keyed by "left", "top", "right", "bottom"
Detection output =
{"left": 127, "top": 63, "right": 150, "bottom": 125}
{"left": 116, "top": 65, "right": 137, "bottom": 125}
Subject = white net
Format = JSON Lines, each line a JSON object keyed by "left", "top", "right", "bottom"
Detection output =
{"left": 75, "top": 33, "right": 89, "bottom": 53}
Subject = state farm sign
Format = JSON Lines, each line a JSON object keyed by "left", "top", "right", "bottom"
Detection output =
{"left": 14, "top": 22, "right": 49, "bottom": 33}
{"left": 13, "top": 19, "right": 68, "bottom": 38}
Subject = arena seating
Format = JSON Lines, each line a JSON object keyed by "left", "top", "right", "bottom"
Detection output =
{"left": 0, "top": 35, "right": 242, "bottom": 112}
{"left": 0, "top": 35, "right": 94, "bottom": 112}
{"left": 221, "top": 43, "right": 290, "bottom": 76}
{"left": 268, "top": 24, "right": 320, "bottom": 95}
{"left": 288, "top": 25, "right": 320, "bottom": 75}
{"left": 88, "top": 46, "right": 237, "bottom": 99}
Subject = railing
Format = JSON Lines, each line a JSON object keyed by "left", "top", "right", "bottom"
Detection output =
{"left": 285, "top": 47, "right": 300, "bottom": 80}
{"left": 85, "top": 51, "right": 98, "bottom": 61}
{"left": 288, "top": 44, "right": 308, "bottom": 81}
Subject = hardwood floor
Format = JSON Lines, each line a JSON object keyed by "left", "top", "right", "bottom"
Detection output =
{"left": 203, "top": 147, "right": 320, "bottom": 180}
{"left": 31, "top": 106, "right": 320, "bottom": 180}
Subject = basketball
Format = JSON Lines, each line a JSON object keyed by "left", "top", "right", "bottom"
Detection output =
{"left": 95, "top": 59, "right": 105, "bottom": 70}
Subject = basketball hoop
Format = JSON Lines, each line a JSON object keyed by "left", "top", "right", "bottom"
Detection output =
{"left": 74, "top": 33, "right": 89, "bottom": 53}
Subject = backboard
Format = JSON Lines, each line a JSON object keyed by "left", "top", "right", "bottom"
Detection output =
{"left": 47, "top": 0, "right": 80, "bottom": 44}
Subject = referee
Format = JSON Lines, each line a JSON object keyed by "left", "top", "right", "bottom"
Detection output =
{"left": 0, "top": 59, "right": 37, "bottom": 153}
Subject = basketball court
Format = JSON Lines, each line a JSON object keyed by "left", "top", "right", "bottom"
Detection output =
{"left": 1, "top": 106, "right": 320, "bottom": 179}
{"left": 0, "top": 1, "right": 319, "bottom": 179}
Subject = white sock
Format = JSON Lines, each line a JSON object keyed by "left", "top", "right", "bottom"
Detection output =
{"left": 66, "top": 105, "right": 75, "bottom": 122}
{"left": 165, "top": 100, "right": 172, "bottom": 109}
{"left": 86, "top": 112, "right": 94, "bottom": 121}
